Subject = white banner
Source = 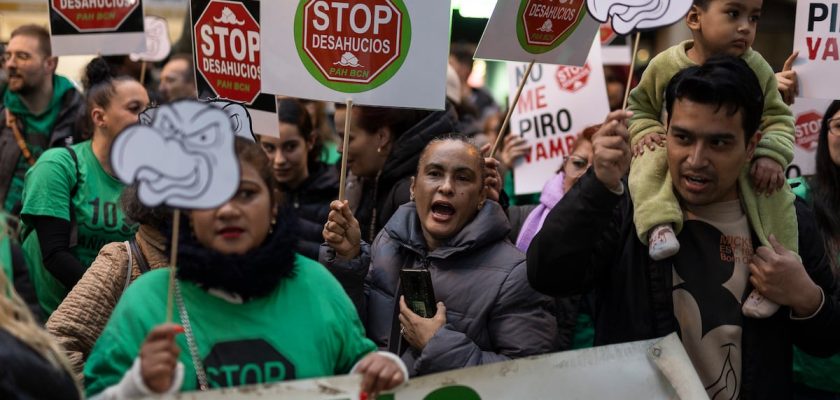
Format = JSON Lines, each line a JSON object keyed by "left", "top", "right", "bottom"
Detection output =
{"left": 509, "top": 37, "right": 610, "bottom": 195}
{"left": 475, "top": 0, "right": 600, "bottom": 67}
{"left": 788, "top": 97, "right": 834, "bottom": 177}
{"left": 260, "top": 0, "right": 451, "bottom": 110}
{"left": 793, "top": 0, "right": 840, "bottom": 100}
{"left": 158, "top": 333, "right": 706, "bottom": 400}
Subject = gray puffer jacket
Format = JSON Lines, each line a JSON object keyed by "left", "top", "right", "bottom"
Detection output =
{"left": 323, "top": 201, "right": 557, "bottom": 376}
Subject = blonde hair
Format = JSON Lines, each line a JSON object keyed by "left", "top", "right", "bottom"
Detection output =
{"left": 0, "top": 214, "right": 81, "bottom": 394}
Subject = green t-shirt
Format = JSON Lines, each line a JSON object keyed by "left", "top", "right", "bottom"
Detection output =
{"left": 20, "top": 140, "right": 136, "bottom": 315}
{"left": 1, "top": 234, "right": 12, "bottom": 293}
{"left": 3, "top": 75, "right": 76, "bottom": 212}
{"left": 84, "top": 254, "right": 376, "bottom": 396}
{"left": 320, "top": 141, "right": 341, "bottom": 165}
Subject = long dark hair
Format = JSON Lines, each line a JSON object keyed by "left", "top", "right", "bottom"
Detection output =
{"left": 277, "top": 98, "right": 321, "bottom": 172}
{"left": 814, "top": 100, "right": 840, "bottom": 264}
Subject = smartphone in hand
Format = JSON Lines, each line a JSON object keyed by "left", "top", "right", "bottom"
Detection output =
{"left": 400, "top": 269, "right": 437, "bottom": 318}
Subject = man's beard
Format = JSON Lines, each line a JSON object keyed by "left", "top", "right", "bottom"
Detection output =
{"left": 6, "top": 72, "right": 36, "bottom": 95}
{"left": 168, "top": 206, "right": 299, "bottom": 301}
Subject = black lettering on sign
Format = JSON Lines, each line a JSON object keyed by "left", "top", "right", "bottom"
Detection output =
{"left": 203, "top": 339, "right": 296, "bottom": 388}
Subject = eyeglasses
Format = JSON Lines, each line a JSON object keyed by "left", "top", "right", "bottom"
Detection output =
{"left": 562, "top": 154, "right": 591, "bottom": 176}
{"left": 828, "top": 118, "right": 840, "bottom": 137}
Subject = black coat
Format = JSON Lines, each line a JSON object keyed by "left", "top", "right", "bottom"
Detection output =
{"left": 527, "top": 170, "right": 840, "bottom": 400}
{"left": 0, "top": 328, "right": 79, "bottom": 399}
{"left": 287, "top": 162, "right": 339, "bottom": 261}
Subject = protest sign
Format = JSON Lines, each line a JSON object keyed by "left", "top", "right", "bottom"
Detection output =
{"left": 587, "top": 0, "right": 693, "bottom": 36}
{"left": 162, "top": 333, "right": 706, "bottom": 400}
{"left": 191, "top": 0, "right": 278, "bottom": 136}
{"left": 793, "top": 0, "right": 840, "bottom": 100}
{"left": 49, "top": 0, "right": 146, "bottom": 56}
{"left": 508, "top": 38, "right": 610, "bottom": 195}
{"left": 474, "top": 0, "right": 599, "bottom": 67}
{"left": 600, "top": 21, "right": 631, "bottom": 66}
{"left": 788, "top": 97, "right": 833, "bottom": 178}
{"left": 261, "top": 0, "right": 451, "bottom": 110}
{"left": 130, "top": 16, "right": 171, "bottom": 62}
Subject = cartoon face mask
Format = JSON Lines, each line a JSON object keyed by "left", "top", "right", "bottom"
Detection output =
{"left": 111, "top": 100, "right": 240, "bottom": 209}
{"left": 587, "top": 0, "right": 692, "bottom": 35}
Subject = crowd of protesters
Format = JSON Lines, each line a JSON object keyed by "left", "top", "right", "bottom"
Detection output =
{"left": 2, "top": 0, "right": 840, "bottom": 398}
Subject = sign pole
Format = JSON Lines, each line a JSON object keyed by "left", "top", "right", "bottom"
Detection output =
{"left": 139, "top": 61, "right": 147, "bottom": 85}
{"left": 165, "top": 209, "right": 181, "bottom": 323}
{"left": 338, "top": 99, "right": 354, "bottom": 202}
{"left": 621, "top": 32, "right": 641, "bottom": 110}
{"left": 491, "top": 60, "right": 535, "bottom": 158}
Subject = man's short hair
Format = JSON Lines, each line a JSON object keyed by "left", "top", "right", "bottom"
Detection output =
{"left": 166, "top": 53, "right": 195, "bottom": 83}
{"left": 10, "top": 24, "right": 52, "bottom": 57}
{"left": 665, "top": 56, "right": 764, "bottom": 144}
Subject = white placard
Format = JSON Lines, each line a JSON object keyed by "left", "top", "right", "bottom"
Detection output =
{"left": 475, "top": 0, "right": 600, "bottom": 67}
{"left": 260, "top": 0, "right": 451, "bottom": 110}
{"left": 163, "top": 333, "right": 706, "bottom": 400}
{"left": 49, "top": 0, "right": 146, "bottom": 56}
{"left": 130, "top": 16, "right": 171, "bottom": 62}
{"left": 793, "top": 0, "right": 840, "bottom": 100}
{"left": 788, "top": 97, "right": 834, "bottom": 177}
{"left": 509, "top": 37, "right": 611, "bottom": 195}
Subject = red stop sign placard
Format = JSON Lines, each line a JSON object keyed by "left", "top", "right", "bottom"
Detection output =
{"left": 556, "top": 63, "right": 591, "bottom": 93}
{"left": 301, "top": 0, "right": 403, "bottom": 86}
{"left": 599, "top": 22, "right": 617, "bottom": 46}
{"left": 795, "top": 111, "right": 822, "bottom": 151}
{"left": 194, "top": 0, "right": 262, "bottom": 105}
{"left": 51, "top": 0, "right": 140, "bottom": 32}
{"left": 520, "top": 0, "right": 586, "bottom": 48}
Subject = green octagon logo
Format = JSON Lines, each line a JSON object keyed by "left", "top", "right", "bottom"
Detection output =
{"left": 516, "top": 0, "right": 588, "bottom": 54}
{"left": 295, "top": 0, "right": 412, "bottom": 93}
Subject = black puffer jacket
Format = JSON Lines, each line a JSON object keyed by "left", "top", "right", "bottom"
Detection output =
{"left": 527, "top": 170, "right": 840, "bottom": 400}
{"left": 354, "top": 102, "right": 459, "bottom": 243}
{"left": 0, "top": 328, "right": 80, "bottom": 399}
{"left": 287, "top": 161, "right": 339, "bottom": 261}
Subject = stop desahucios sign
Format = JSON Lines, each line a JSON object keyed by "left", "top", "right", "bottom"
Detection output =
{"left": 52, "top": 0, "right": 140, "bottom": 32}
{"left": 194, "top": 0, "right": 262, "bottom": 105}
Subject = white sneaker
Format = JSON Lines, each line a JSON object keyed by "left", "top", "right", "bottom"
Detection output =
{"left": 649, "top": 224, "right": 680, "bottom": 260}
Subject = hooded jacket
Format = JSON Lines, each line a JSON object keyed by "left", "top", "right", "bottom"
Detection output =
{"left": 353, "top": 102, "right": 459, "bottom": 244}
{"left": 326, "top": 201, "right": 557, "bottom": 376}
{"left": 287, "top": 161, "right": 339, "bottom": 261}
{"left": 0, "top": 76, "right": 84, "bottom": 212}
{"left": 527, "top": 170, "right": 840, "bottom": 399}
{"left": 46, "top": 225, "right": 168, "bottom": 377}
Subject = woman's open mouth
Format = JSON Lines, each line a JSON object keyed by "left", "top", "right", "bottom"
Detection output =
{"left": 430, "top": 201, "right": 456, "bottom": 223}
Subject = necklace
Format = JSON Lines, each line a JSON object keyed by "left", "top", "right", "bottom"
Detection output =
{"left": 175, "top": 282, "right": 209, "bottom": 391}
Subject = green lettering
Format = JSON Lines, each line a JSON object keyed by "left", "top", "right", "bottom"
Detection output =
{"left": 220, "top": 364, "right": 239, "bottom": 387}
{"left": 239, "top": 363, "right": 262, "bottom": 385}
{"left": 205, "top": 366, "right": 222, "bottom": 389}
{"left": 264, "top": 361, "right": 287, "bottom": 382}
{"left": 423, "top": 385, "right": 481, "bottom": 400}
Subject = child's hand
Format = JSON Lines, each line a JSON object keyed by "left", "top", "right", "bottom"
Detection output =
{"left": 750, "top": 157, "right": 785, "bottom": 195}
{"left": 632, "top": 133, "right": 665, "bottom": 158}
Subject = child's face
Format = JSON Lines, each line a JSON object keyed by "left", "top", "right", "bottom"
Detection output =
{"left": 691, "top": 0, "right": 763, "bottom": 57}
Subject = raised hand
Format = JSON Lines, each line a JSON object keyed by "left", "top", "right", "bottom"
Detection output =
{"left": 592, "top": 110, "right": 633, "bottom": 192}
{"left": 323, "top": 200, "right": 362, "bottom": 260}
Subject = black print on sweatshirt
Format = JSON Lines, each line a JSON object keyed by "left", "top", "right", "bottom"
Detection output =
{"left": 203, "top": 339, "right": 296, "bottom": 388}
{"left": 673, "top": 221, "right": 743, "bottom": 337}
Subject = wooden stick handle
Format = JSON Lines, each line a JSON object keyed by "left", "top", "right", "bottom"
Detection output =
{"left": 622, "top": 32, "right": 641, "bottom": 111}
{"left": 165, "top": 209, "right": 181, "bottom": 323}
{"left": 139, "top": 61, "right": 147, "bottom": 86}
{"left": 491, "top": 60, "right": 535, "bottom": 158}
{"left": 338, "top": 99, "right": 354, "bottom": 202}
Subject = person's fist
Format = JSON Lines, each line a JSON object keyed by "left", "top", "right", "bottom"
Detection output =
{"left": 750, "top": 157, "right": 785, "bottom": 196}
{"left": 749, "top": 234, "right": 822, "bottom": 317}
{"left": 356, "top": 353, "right": 406, "bottom": 397}
{"left": 140, "top": 324, "right": 183, "bottom": 393}
{"left": 323, "top": 200, "right": 362, "bottom": 260}
{"left": 592, "top": 110, "right": 633, "bottom": 192}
